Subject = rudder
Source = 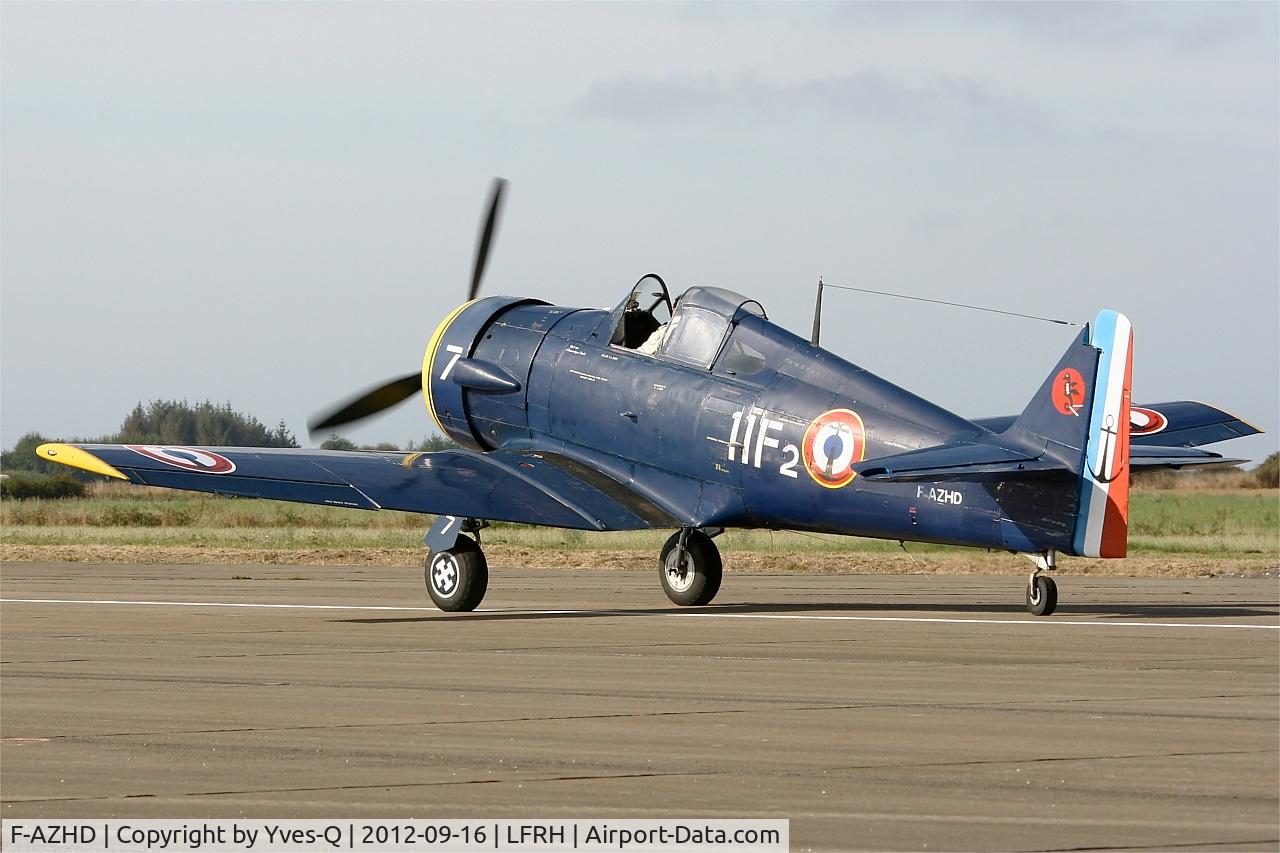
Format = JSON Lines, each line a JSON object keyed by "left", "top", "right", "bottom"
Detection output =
{"left": 1073, "top": 310, "right": 1133, "bottom": 557}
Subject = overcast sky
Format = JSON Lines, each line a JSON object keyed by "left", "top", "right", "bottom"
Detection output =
{"left": 3, "top": 2, "right": 1277, "bottom": 466}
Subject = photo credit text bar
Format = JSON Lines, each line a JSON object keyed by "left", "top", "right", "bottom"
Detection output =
{"left": 2, "top": 819, "right": 789, "bottom": 853}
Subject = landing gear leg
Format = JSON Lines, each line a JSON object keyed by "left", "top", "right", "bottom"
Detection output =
{"left": 1023, "top": 550, "right": 1058, "bottom": 617}
{"left": 425, "top": 519, "right": 489, "bottom": 612}
{"left": 659, "top": 528, "right": 723, "bottom": 606}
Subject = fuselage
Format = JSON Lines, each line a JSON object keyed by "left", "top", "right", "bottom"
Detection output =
{"left": 422, "top": 292, "right": 1077, "bottom": 555}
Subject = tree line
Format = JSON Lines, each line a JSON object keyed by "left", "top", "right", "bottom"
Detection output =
{"left": 1, "top": 399, "right": 454, "bottom": 492}
{"left": 318, "top": 434, "right": 454, "bottom": 452}
{"left": 2, "top": 401, "right": 298, "bottom": 478}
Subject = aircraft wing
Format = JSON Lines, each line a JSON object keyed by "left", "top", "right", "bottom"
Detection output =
{"left": 35, "top": 443, "right": 676, "bottom": 531}
{"left": 972, "top": 400, "right": 1261, "bottom": 448}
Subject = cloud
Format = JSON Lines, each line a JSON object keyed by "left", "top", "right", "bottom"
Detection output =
{"left": 832, "top": 2, "right": 1268, "bottom": 50}
{"left": 964, "top": 1, "right": 1265, "bottom": 49}
{"left": 573, "top": 75, "right": 723, "bottom": 123}
{"left": 574, "top": 70, "right": 1048, "bottom": 138}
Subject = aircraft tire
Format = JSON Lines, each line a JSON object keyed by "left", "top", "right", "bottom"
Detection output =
{"left": 425, "top": 535, "right": 488, "bottom": 612}
{"left": 658, "top": 530, "right": 722, "bottom": 606}
{"left": 1026, "top": 574, "right": 1057, "bottom": 617}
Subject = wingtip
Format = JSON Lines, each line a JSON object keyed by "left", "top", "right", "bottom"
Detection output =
{"left": 1185, "top": 400, "right": 1267, "bottom": 436}
{"left": 35, "top": 443, "right": 128, "bottom": 480}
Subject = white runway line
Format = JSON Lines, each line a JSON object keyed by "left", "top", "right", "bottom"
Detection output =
{"left": 1, "top": 598, "right": 1276, "bottom": 630}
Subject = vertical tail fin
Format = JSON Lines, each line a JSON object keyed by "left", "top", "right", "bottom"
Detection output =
{"left": 1003, "top": 310, "right": 1133, "bottom": 558}
{"left": 1005, "top": 325, "right": 1099, "bottom": 458}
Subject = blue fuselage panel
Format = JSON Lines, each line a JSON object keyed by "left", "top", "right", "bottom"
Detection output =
{"left": 505, "top": 308, "right": 1076, "bottom": 552}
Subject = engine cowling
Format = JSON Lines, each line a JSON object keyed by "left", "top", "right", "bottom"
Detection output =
{"left": 422, "top": 296, "right": 571, "bottom": 451}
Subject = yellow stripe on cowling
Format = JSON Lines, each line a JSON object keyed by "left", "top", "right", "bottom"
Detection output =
{"left": 422, "top": 299, "right": 479, "bottom": 436}
{"left": 34, "top": 443, "right": 128, "bottom": 480}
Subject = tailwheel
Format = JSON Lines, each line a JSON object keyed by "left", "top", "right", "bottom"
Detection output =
{"left": 1026, "top": 573, "right": 1058, "bottom": 617}
{"left": 659, "top": 529, "right": 722, "bottom": 606}
{"left": 425, "top": 534, "right": 488, "bottom": 612}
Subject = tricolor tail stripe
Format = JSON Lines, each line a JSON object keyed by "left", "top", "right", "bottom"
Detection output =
{"left": 1074, "top": 310, "right": 1134, "bottom": 558}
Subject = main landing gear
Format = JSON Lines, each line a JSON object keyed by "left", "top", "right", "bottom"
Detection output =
{"left": 659, "top": 528, "right": 723, "bottom": 606}
{"left": 425, "top": 518, "right": 489, "bottom": 612}
{"left": 423, "top": 519, "right": 726, "bottom": 612}
{"left": 426, "top": 535, "right": 488, "bottom": 612}
{"left": 1023, "top": 550, "right": 1058, "bottom": 617}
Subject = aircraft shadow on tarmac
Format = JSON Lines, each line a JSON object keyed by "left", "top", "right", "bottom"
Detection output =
{"left": 336, "top": 600, "right": 1280, "bottom": 625}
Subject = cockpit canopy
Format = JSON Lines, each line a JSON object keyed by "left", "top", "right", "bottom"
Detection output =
{"left": 676, "top": 286, "right": 767, "bottom": 323}
{"left": 608, "top": 276, "right": 767, "bottom": 370}
{"left": 660, "top": 287, "right": 766, "bottom": 369}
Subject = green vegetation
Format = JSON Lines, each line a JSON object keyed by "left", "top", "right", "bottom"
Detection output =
{"left": 1255, "top": 452, "right": 1279, "bottom": 488}
{"left": 0, "top": 473, "right": 87, "bottom": 501}
{"left": 320, "top": 434, "right": 454, "bottom": 452}
{"left": 0, "top": 400, "right": 298, "bottom": 480}
{"left": 1133, "top": 453, "right": 1279, "bottom": 490}
{"left": 2, "top": 481, "right": 1275, "bottom": 558}
{"left": 1, "top": 432, "right": 84, "bottom": 478}
{"left": 1126, "top": 489, "right": 1278, "bottom": 555}
{"left": 115, "top": 400, "right": 298, "bottom": 448}
{"left": 320, "top": 435, "right": 359, "bottom": 451}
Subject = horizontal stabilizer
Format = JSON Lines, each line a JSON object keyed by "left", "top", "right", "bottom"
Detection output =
{"left": 856, "top": 441, "right": 1063, "bottom": 483}
{"left": 973, "top": 400, "right": 1261, "bottom": 449}
{"left": 1130, "top": 445, "right": 1247, "bottom": 470}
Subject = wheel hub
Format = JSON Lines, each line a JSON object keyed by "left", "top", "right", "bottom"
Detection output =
{"left": 431, "top": 553, "right": 459, "bottom": 596}
{"left": 664, "top": 550, "right": 695, "bottom": 593}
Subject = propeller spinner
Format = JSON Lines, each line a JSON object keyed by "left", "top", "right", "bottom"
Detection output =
{"left": 307, "top": 178, "right": 508, "bottom": 438}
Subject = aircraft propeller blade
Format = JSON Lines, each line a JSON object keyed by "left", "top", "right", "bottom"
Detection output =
{"left": 307, "top": 180, "right": 506, "bottom": 440}
{"left": 307, "top": 372, "right": 422, "bottom": 436}
{"left": 469, "top": 177, "right": 506, "bottom": 301}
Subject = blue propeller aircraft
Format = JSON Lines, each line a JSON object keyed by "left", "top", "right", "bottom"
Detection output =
{"left": 38, "top": 180, "right": 1260, "bottom": 615}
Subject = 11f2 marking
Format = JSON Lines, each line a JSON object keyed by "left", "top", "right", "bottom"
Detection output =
{"left": 728, "top": 407, "right": 799, "bottom": 477}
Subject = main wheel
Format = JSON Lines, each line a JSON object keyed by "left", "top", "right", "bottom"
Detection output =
{"left": 425, "top": 535, "right": 488, "bottom": 612}
{"left": 659, "top": 530, "right": 723, "bottom": 606}
{"left": 1026, "top": 574, "right": 1057, "bottom": 616}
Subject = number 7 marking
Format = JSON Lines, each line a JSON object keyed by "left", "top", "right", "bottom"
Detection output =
{"left": 440, "top": 344, "right": 465, "bottom": 380}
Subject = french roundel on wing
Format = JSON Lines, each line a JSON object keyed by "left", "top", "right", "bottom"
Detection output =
{"left": 125, "top": 445, "right": 237, "bottom": 474}
{"left": 1128, "top": 406, "right": 1167, "bottom": 436}
{"left": 801, "top": 409, "right": 867, "bottom": 489}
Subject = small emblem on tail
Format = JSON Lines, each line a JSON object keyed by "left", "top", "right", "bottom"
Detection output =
{"left": 1089, "top": 414, "right": 1123, "bottom": 483}
{"left": 1051, "top": 368, "right": 1087, "bottom": 417}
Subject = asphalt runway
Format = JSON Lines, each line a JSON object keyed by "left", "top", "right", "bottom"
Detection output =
{"left": 2, "top": 562, "right": 1277, "bottom": 852}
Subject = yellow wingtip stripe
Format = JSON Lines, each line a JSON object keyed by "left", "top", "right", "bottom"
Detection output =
{"left": 35, "top": 443, "right": 128, "bottom": 480}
